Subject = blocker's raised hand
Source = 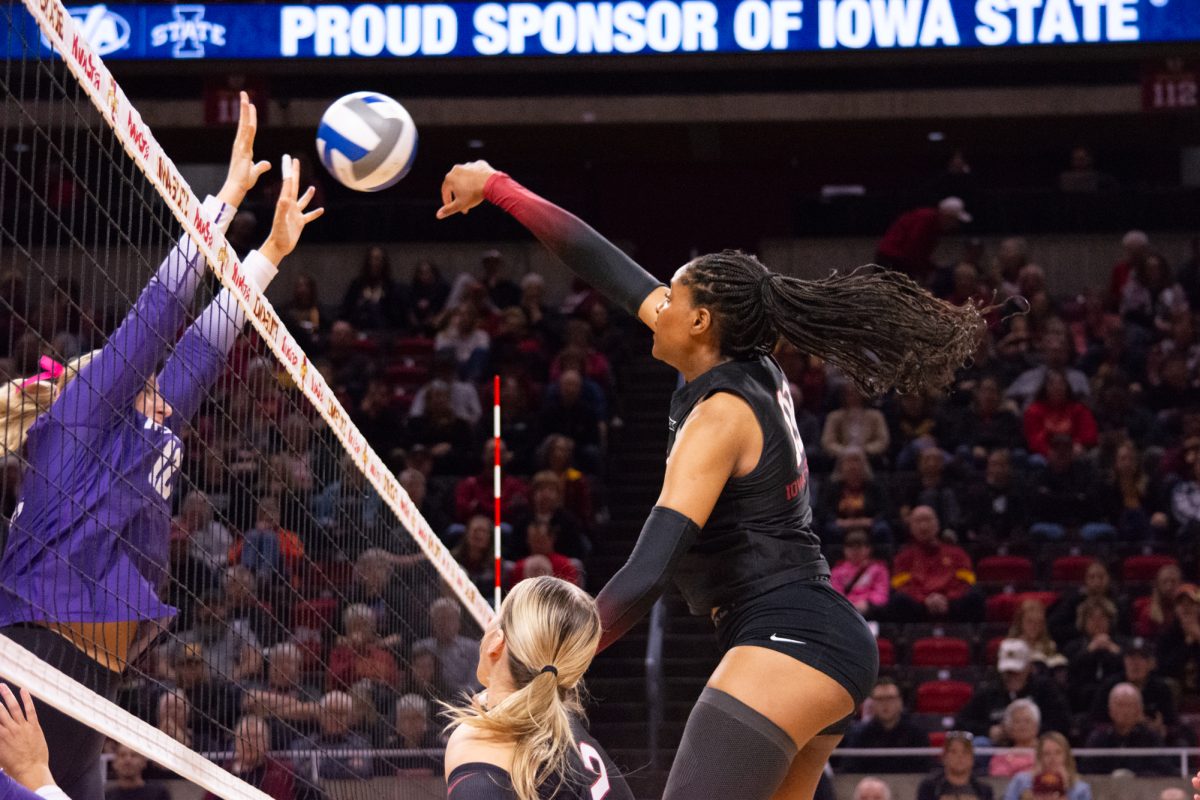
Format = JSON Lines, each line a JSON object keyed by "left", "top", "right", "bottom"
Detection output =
{"left": 218, "top": 91, "right": 272, "bottom": 209}
{"left": 0, "top": 684, "right": 53, "bottom": 791}
{"left": 436, "top": 160, "right": 498, "bottom": 219}
{"left": 261, "top": 154, "right": 324, "bottom": 266}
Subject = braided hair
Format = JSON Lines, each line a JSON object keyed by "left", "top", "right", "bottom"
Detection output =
{"left": 680, "top": 251, "right": 989, "bottom": 396}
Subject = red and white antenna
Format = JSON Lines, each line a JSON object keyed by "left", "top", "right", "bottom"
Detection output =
{"left": 493, "top": 374, "right": 502, "bottom": 611}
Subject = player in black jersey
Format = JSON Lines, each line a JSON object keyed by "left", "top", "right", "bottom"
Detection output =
{"left": 438, "top": 162, "right": 986, "bottom": 800}
{"left": 443, "top": 576, "right": 633, "bottom": 800}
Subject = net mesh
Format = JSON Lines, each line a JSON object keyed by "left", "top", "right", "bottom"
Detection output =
{"left": 0, "top": 2, "right": 487, "bottom": 797}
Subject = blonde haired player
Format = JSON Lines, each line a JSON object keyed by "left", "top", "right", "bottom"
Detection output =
{"left": 443, "top": 576, "right": 633, "bottom": 800}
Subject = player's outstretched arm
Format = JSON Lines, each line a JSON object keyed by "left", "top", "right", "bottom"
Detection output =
{"left": 0, "top": 685, "right": 69, "bottom": 800}
{"left": 595, "top": 394, "right": 750, "bottom": 651}
{"left": 160, "top": 154, "right": 323, "bottom": 424}
{"left": 437, "top": 161, "right": 666, "bottom": 329}
{"left": 51, "top": 93, "right": 268, "bottom": 429}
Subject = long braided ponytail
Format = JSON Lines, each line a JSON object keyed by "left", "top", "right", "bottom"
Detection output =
{"left": 680, "top": 251, "right": 989, "bottom": 396}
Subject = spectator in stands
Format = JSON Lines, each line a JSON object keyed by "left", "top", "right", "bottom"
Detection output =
{"left": 587, "top": 301, "right": 628, "bottom": 371}
{"left": 1010, "top": 599, "right": 1058, "bottom": 664}
{"left": 107, "top": 743, "right": 169, "bottom": 800}
{"left": 205, "top": 716, "right": 294, "bottom": 800}
{"left": 1121, "top": 253, "right": 1188, "bottom": 334}
{"left": 1136, "top": 563, "right": 1182, "bottom": 638}
{"left": 164, "top": 642, "right": 242, "bottom": 753}
{"left": 851, "top": 777, "right": 892, "bottom": 800}
{"left": 886, "top": 391, "right": 937, "bottom": 466}
{"left": 1091, "top": 639, "right": 1178, "bottom": 738}
{"left": 988, "top": 698, "right": 1040, "bottom": 777}
{"left": 552, "top": 319, "right": 615, "bottom": 395}
{"left": 291, "top": 691, "right": 373, "bottom": 780}
{"left": 941, "top": 376, "right": 1024, "bottom": 459}
{"left": 1082, "top": 683, "right": 1171, "bottom": 775}
{"left": 498, "top": 376, "right": 540, "bottom": 474}
{"left": 897, "top": 445, "right": 963, "bottom": 532}
{"left": 509, "top": 471, "right": 589, "bottom": 559}
{"left": 435, "top": 303, "right": 490, "bottom": 382}
{"left": 1149, "top": 309, "right": 1200, "bottom": 387}
{"left": 991, "top": 237, "right": 1030, "bottom": 300}
{"left": 176, "top": 489, "right": 233, "bottom": 577}
{"left": 401, "top": 642, "right": 450, "bottom": 704}
{"left": 1171, "top": 445, "right": 1200, "bottom": 538}
{"left": 1001, "top": 732, "right": 1091, "bottom": 800}
{"left": 541, "top": 369, "right": 604, "bottom": 458}
{"left": 237, "top": 495, "right": 304, "bottom": 584}
{"left": 405, "top": 380, "right": 478, "bottom": 476}
{"left": 398, "top": 466, "right": 450, "bottom": 539}
{"left": 243, "top": 642, "right": 320, "bottom": 750}
{"left": 1064, "top": 597, "right": 1124, "bottom": 713}
{"left": 340, "top": 245, "right": 406, "bottom": 330}
{"left": 1029, "top": 433, "right": 1106, "bottom": 541}
{"left": 821, "top": 383, "right": 890, "bottom": 464}
{"left": 888, "top": 505, "right": 983, "bottom": 622}
{"left": 1058, "top": 145, "right": 1116, "bottom": 194}
{"left": 455, "top": 440, "right": 529, "bottom": 528}
{"left": 539, "top": 434, "right": 593, "bottom": 526}
{"left": 1156, "top": 583, "right": 1200, "bottom": 700}
{"left": 1023, "top": 370, "right": 1098, "bottom": 458}
{"left": 327, "top": 603, "right": 401, "bottom": 691}
{"left": 408, "top": 259, "right": 449, "bottom": 333}
{"left": 1095, "top": 439, "right": 1170, "bottom": 540}
{"left": 355, "top": 378, "right": 404, "bottom": 458}
{"left": 178, "top": 586, "right": 263, "bottom": 683}
{"left": 490, "top": 306, "right": 550, "bottom": 383}
{"left": 818, "top": 448, "right": 892, "bottom": 544}
{"left": 916, "top": 732, "right": 994, "bottom": 800}
{"left": 156, "top": 688, "right": 193, "bottom": 749}
{"left": 519, "top": 271, "right": 562, "bottom": 348}
{"left": 839, "top": 677, "right": 930, "bottom": 773}
{"left": 411, "top": 349, "right": 484, "bottom": 426}
{"left": 961, "top": 449, "right": 1030, "bottom": 545}
{"left": 326, "top": 320, "right": 373, "bottom": 404}
{"left": 479, "top": 249, "right": 521, "bottom": 310}
{"left": 1148, "top": 351, "right": 1199, "bottom": 414}
{"left": 345, "top": 548, "right": 406, "bottom": 645}
{"left": 830, "top": 530, "right": 890, "bottom": 618}
{"left": 279, "top": 274, "right": 327, "bottom": 354}
{"left": 956, "top": 639, "right": 1071, "bottom": 739}
{"left": 415, "top": 598, "right": 480, "bottom": 695}
{"left": 874, "top": 197, "right": 972, "bottom": 285}
{"left": 1006, "top": 334, "right": 1091, "bottom": 410}
{"left": 511, "top": 521, "right": 582, "bottom": 587}
{"left": 451, "top": 514, "right": 495, "bottom": 597}
{"left": 1092, "top": 381, "right": 1155, "bottom": 446}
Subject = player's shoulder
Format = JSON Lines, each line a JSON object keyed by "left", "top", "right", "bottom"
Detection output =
{"left": 445, "top": 722, "right": 515, "bottom": 777}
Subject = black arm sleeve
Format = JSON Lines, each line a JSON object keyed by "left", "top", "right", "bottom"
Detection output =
{"left": 595, "top": 505, "right": 700, "bottom": 652}
{"left": 484, "top": 172, "right": 664, "bottom": 317}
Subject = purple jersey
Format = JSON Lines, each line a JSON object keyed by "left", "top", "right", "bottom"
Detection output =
{"left": 0, "top": 772, "right": 62, "bottom": 800}
{"left": 0, "top": 197, "right": 250, "bottom": 627}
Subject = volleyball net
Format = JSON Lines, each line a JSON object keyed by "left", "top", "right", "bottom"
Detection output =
{"left": 0, "top": 1, "right": 493, "bottom": 797}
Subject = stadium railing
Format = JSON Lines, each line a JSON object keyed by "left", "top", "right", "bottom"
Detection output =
{"left": 831, "top": 747, "right": 1200, "bottom": 778}
{"left": 645, "top": 597, "right": 666, "bottom": 771}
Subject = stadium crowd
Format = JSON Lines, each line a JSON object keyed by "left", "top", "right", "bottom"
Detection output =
{"left": 2, "top": 199, "right": 1200, "bottom": 798}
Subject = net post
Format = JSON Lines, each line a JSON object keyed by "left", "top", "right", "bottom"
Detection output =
{"left": 493, "top": 373, "right": 502, "bottom": 611}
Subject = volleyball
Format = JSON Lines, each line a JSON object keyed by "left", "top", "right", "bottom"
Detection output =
{"left": 316, "top": 91, "right": 418, "bottom": 192}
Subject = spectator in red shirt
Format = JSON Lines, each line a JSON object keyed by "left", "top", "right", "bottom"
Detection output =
{"left": 1023, "top": 370, "right": 1098, "bottom": 457}
{"left": 1107, "top": 230, "right": 1150, "bottom": 311}
{"left": 510, "top": 520, "right": 582, "bottom": 587}
{"left": 453, "top": 439, "right": 529, "bottom": 525}
{"left": 887, "top": 505, "right": 983, "bottom": 622}
{"left": 327, "top": 603, "right": 400, "bottom": 691}
{"left": 875, "top": 197, "right": 972, "bottom": 285}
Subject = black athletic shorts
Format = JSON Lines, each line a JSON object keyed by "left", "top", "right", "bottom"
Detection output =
{"left": 712, "top": 575, "right": 878, "bottom": 735}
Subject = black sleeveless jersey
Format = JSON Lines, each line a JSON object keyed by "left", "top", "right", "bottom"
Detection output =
{"left": 446, "top": 717, "right": 633, "bottom": 800}
{"left": 667, "top": 355, "right": 829, "bottom": 614}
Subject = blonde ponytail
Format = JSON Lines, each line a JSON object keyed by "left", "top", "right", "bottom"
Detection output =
{"left": 0, "top": 350, "right": 100, "bottom": 458}
{"left": 444, "top": 577, "right": 602, "bottom": 800}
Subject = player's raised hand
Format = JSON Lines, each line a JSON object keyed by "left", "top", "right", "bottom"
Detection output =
{"left": 261, "top": 155, "right": 324, "bottom": 265}
{"left": 218, "top": 91, "right": 272, "bottom": 208}
{"left": 0, "top": 685, "right": 54, "bottom": 791}
{"left": 436, "top": 160, "right": 497, "bottom": 219}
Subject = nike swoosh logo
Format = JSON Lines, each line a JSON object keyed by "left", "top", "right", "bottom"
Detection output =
{"left": 770, "top": 634, "right": 806, "bottom": 645}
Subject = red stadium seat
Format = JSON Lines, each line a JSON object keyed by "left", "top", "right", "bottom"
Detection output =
{"left": 928, "top": 730, "right": 948, "bottom": 747}
{"left": 976, "top": 555, "right": 1034, "bottom": 583}
{"left": 1133, "top": 595, "right": 1152, "bottom": 621}
{"left": 916, "top": 680, "right": 973, "bottom": 714}
{"left": 985, "top": 636, "right": 1005, "bottom": 666}
{"left": 911, "top": 637, "right": 971, "bottom": 667}
{"left": 1021, "top": 590, "right": 1059, "bottom": 610}
{"left": 1052, "top": 555, "right": 1096, "bottom": 583}
{"left": 986, "top": 591, "right": 1058, "bottom": 623}
{"left": 877, "top": 637, "right": 896, "bottom": 668}
{"left": 393, "top": 337, "right": 435, "bottom": 358}
{"left": 1122, "top": 555, "right": 1178, "bottom": 583}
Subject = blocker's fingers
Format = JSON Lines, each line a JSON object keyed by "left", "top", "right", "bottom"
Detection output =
{"left": 248, "top": 96, "right": 258, "bottom": 130}
{"left": 19, "top": 688, "right": 36, "bottom": 726}
{"left": 291, "top": 155, "right": 302, "bottom": 190}
{"left": 0, "top": 684, "right": 20, "bottom": 724}
{"left": 440, "top": 180, "right": 455, "bottom": 208}
{"left": 281, "top": 154, "right": 293, "bottom": 182}
{"left": 296, "top": 186, "right": 316, "bottom": 211}
{"left": 252, "top": 160, "right": 271, "bottom": 179}
{"left": 303, "top": 207, "right": 326, "bottom": 224}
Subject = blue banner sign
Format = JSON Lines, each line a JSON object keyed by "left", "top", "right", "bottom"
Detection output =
{"left": 8, "top": 1, "right": 1199, "bottom": 60}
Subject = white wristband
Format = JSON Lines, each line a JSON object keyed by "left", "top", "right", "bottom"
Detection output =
{"left": 35, "top": 786, "right": 71, "bottom": 800}
{"left": 240, "top": 249, "right": 279, "bottom": 290}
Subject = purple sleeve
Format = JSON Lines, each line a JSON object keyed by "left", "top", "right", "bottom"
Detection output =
{"left": 50, "top": 197, "right": 233, "bottom": 429}
{"left": 0, "top": 774, "right": 62, "bottom": 800}
{"left": 159, "top": 249, "right": 277, "bottom": 425}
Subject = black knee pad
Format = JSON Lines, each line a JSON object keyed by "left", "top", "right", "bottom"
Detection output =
{"left": 663, "top": 687, "right": 798, "bottom": 800}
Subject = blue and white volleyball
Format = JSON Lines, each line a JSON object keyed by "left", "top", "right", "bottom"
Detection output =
{"left": 316, "top": 92, "right": 418, "bottom": 192}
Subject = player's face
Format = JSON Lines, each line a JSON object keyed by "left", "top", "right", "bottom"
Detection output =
{"left": 651, "top": 268, "right": 700, "bottom": 366}
{"left": 134, "top": 375, "right": 173, "bottom": 425}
